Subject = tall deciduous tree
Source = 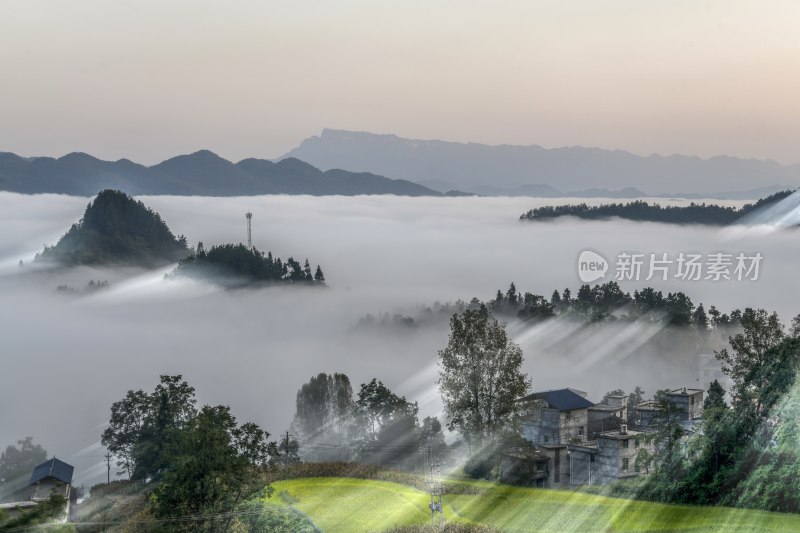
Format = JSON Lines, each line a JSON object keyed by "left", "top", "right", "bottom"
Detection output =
{"left": 355, "top": 379, "right": 419, "bottom": 465}
{"left": 101, "top": 389, "right": 150, "bottom": 477}
{"left": 715, "top": 308, "right": 785, "bottom": 417}
{"left": 437, "top": 310, "right": 530, "bottom": 448}
{"left": 152, "top": 405, "right": 270, "bottom": 532}
{"left": 291, "top": 373, "right": 354, "bottom": 460}
{"left": 101, "top": 375, "right": 197, "bottom": 481}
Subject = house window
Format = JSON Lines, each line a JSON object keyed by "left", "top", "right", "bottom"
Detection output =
{"left": 590, "top": 454, "right": 595, "bottom": 463}
{"left": 537, "top": 462, "right": 546, "bottom": 472}
{"left": 578, "top": 426, "right": 584, "bottom": 436}
{"left": 622, "top": 438, "right": 629, "bottom": 449}
{"left": 622, "top": 458, "right": 629, "bottom": 471}
{"left": 543, "top": 435, "right": 548, "bottom": 443}
{"left": 565, "top": 411, "right": 571, "bottom": 421}
{"left": 535, "top": 479, "right": 545, "bottom": 488}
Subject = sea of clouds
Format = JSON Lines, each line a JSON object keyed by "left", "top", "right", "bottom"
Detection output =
{"left": 0, "top": 192, "right": 796, "bottom": 485}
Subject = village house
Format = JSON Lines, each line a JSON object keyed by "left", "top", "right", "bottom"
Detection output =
{"left": 507, "top": 385, "right": 704, "bottom": 488}
{"left": 568, "top": 424, "right": 650, "bottom": 486}
{"left": 30, "top": 457, "right": 74, "bottom": 505}
{"left": 587, "top": 393, "right": 628, "bottom": 438}
{"left": 506, "top": 388, "right": 595, "bottom": 488}
{"left": 634, "top": 387, "right": 704, "bottom": 428}
{"left": 0, "top": 457, "right": 75, "bottom": 523}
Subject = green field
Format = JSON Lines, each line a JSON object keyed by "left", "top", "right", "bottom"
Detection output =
{"left": 264, "top": 477, "right": 800, "bottom": 533}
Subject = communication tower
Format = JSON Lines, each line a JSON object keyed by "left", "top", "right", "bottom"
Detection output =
{"left": 245, "top": 212, "right": 253, "bottom": 248}
{"left": 427, "top": 442, "right": 444, "bottom": 528}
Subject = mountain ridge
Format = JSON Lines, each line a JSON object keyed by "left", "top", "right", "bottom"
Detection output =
{"left": 281, "top": 129, "right": 800, "bottom": 196}
{"left": 0, "top": 149, "right": 439, "bottom": 197}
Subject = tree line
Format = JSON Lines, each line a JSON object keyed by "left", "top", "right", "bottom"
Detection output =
{"left": 173, "top": 242, "right": 325, "bottom": 287}
{"left": 519, "top": 190, "right": 793, "bottom": 225}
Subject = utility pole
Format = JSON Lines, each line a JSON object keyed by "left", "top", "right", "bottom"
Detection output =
{"left": 283, "top": 431, "right": 291, "bottom": 470}
{"left": 104, "top": 453, "right": 112, "bottom": 484}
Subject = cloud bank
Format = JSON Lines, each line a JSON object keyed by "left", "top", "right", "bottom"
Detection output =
{"left": 0, "top": 193, "right": 795, "bottom": 485}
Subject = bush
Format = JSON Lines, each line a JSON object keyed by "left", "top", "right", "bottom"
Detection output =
{"left": 238, "top": 500, "right": 320, "bottom": 532}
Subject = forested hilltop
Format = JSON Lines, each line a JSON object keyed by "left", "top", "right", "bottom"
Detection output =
{"left": 34, "top": 190, "right": 329, "bottom": 288}
{"left": 173, "top": 243, "right": 326, "bottom": 288}
{"left": 520, "top": 190, "right": 794, "bottom": 225}
{"left": 35, "top": 189, "right": 189, "bottom": 267}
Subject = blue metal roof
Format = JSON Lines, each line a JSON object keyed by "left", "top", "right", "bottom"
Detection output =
{"left": 30, "top": 457, "right": 74, "bottom": 485}
{"left": 521, "top": 389, "right": 595, "bottom": 411}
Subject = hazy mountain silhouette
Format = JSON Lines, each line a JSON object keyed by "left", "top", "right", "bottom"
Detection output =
{"left": 282, "top": 129, "right": 800, "bottom": 197}
{"left": 0, "top": 150, "right": 438, "bottom": 197}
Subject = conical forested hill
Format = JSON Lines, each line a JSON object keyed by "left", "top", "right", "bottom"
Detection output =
{"left": 36, "top": 190, "right": 189, "bottom": 267}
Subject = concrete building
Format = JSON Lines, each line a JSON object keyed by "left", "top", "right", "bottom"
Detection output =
{"left": 518, "top": 388, "right": 594, "bottom": 445}
{"left": 569, "top": 425, "right": 650, "bottom": 486}
{"left": 588, "top": 393, "right": 628, "bottom": 438}
{"left": 499, "top": 448, "right": 552, "bottom": 488}
{"left": 512, "top": 388, "right": 595, "bottom": 488}
{"left": 666, "top": 387, "right": 704, "bottom": 421}
{"left": 634, "top": 387, "right": 704, "bottom": 427}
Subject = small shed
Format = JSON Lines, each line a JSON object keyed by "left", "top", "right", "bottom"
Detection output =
{"left": 30, "top": 457, "right": 74, "bottom": 502}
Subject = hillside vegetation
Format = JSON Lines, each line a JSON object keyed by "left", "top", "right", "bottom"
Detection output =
{"left": 36, "top": 189, "right": 189, "bottom": 267}
{"left": 520, "top": 190, "right": 794, "bottom": 225}
{"left": 173, "top": 243, "right": 326, "bottom": 287}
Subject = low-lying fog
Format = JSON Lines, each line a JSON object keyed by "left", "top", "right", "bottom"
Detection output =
{"left": 1, "top": 192, "right": 796, "bottom": 485}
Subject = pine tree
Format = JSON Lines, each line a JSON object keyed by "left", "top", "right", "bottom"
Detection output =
{"left": 704, "top": 379, "right": 727, "bottom": 410}
{"left": 506, "top": 282, "right": 518, "bottom": 306}
{"left": 693, "top": 303, "right": 709, "bottom": 329}
{"left": 551, "top": 290, "right": 562, "bottom": 307}
{"left": 314, "top": 265, "right": 325, "bottom": 283}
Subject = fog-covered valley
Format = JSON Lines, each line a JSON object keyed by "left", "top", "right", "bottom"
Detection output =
{"left": 1, "top": 192, "right": 797, "bottom": 486}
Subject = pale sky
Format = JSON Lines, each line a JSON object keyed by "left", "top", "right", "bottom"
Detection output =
{"left": 2, "top": 0, "right": 800, "bottom": 164}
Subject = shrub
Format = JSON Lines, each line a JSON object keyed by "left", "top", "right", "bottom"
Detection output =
{"left": 238, "top": 500, "right": 320, "bottom": 532}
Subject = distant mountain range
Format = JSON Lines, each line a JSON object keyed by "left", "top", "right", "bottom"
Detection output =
{"left": 282, "top": 129, "right": 800, "bottom": 198}
{"left": 5, "top": 132, "right": 799, "bottom": 199}
{"left": 0, "top": 150, "right": 437, "bottom": 197}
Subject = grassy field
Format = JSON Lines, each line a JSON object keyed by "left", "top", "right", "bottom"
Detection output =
{"left": 264, "top": 477, "right": 800, "bottom": 533}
